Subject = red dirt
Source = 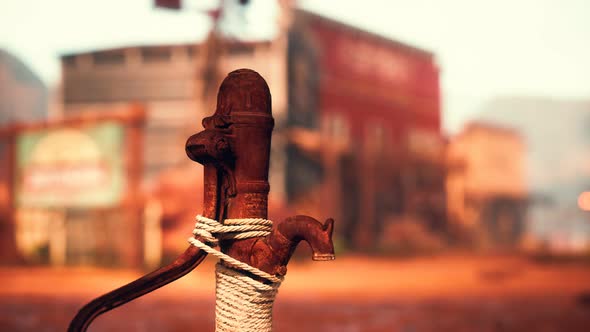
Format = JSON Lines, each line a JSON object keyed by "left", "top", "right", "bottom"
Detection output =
{"left": 1, "top": 255, "right": 589, "bottom": 331}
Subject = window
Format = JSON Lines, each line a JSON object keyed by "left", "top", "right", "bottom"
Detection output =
{"left": 366, "top": 121, "right": 388, "bottom": 151}
{"left": 141, "top": 47, "right": 172, "bottom": 63}
{"left": 322, "top": 113, "right": 350, "bottom": 144}
{"left": 93, "top": 50, "right": 125, "bottom": 66}
{"left": 187, "top": 45, "right": 199, "bottom": 58}
{"left": 227, "top": 43, "right": 255, "bottom": 56}
{"left": 62, "top": 55, "right": 77, "bottom": 68}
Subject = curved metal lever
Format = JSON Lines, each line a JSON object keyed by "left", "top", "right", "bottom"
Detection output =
{"left": 68, "top": 246, "right": 207, "bottom": 332}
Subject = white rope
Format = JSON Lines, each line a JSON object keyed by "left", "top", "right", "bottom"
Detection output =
{"left": 188, "top": 215, "right": 283, "bottom": 331}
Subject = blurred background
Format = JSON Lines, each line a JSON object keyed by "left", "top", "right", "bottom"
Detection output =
{"left": 1, "top": 0, "right": 589, "bottom": 331}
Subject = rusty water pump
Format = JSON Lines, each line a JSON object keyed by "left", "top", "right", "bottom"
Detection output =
{"left": 68, "top": 69, "right": 335, "bottom": 331}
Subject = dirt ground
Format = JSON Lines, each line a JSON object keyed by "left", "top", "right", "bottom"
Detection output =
{"left": 1, "top": 254, "right": 589, "bottom": 331}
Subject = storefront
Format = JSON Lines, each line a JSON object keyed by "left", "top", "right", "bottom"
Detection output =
{"left": 0, "top": 106, "right": 145, "bottom": 267}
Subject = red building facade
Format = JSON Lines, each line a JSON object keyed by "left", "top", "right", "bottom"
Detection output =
{"left": 286, "top": 10, "right": 445, "bottom": 250}
{"left": 312, "top": 14, "right": 440, "bottom": 139}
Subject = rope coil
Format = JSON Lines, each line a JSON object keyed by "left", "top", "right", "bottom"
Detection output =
{"left": 188, "top": 215, "right": 283, "bottom": 331}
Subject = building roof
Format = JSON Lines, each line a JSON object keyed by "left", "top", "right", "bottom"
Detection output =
{"left": 0, "top": 49, "right": 48, "bottom": 125}
{"left": 294, "top": 8, "right": 434, "bottom": 59}
{"left": 463, "top": 121, "right": 522, "bottom": 137}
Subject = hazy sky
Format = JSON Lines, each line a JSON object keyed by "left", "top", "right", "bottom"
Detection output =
{"left": 1, "top": 0, "right": 589, "bottom": 133}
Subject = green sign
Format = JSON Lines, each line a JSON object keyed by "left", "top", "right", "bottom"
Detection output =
{"left": 15, "top": 122, "right": 126, "bottom": 208}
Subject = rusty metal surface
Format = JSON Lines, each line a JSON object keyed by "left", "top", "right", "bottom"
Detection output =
{"left": 68, "top": 69, "right": 334, "bottom": 331}
{"left": 186, "top": 69, "right": 335, "bottom": 277}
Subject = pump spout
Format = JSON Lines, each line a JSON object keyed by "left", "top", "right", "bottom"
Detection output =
{"left": 246, "top": 216, "right": 335, "bottom": 277}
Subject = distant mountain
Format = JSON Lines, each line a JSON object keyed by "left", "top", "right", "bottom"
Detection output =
{"left": 476, "top": 96, "right": 590, "bottom": 202}
{"left": 0, "top": 49, "right": 48, "bottom": 125}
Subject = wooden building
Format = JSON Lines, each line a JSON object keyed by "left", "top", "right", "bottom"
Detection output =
{"left": 285, "top": 10, "right": 444, "bottom": 250}
{"left": 446, "top": 122, "right": 527, "bottom": 247}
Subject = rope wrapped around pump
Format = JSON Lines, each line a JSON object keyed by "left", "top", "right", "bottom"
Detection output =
{"left": 188, "top": 215, "right": 283, "bottom": 332}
